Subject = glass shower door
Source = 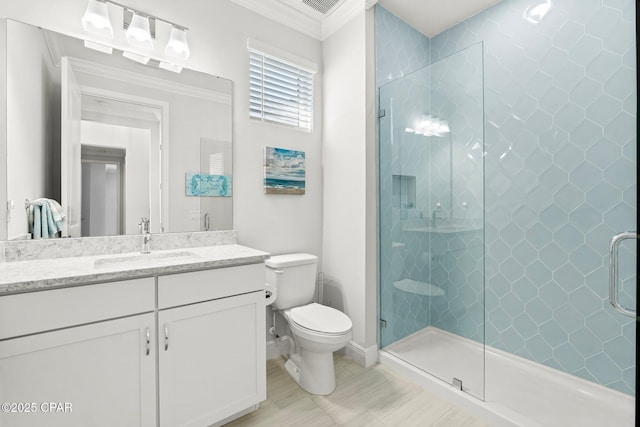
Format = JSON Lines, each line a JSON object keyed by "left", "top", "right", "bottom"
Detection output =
{"left": 379, "top": 42, "right": 485, "bottom": 399}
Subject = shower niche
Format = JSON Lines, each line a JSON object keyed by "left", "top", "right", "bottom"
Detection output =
{"left": 392, "top": 175, "right": 416, "bottom": 209}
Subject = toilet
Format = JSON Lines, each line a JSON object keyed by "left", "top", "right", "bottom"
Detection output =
{"left": 265, "top": 253, "right": 352, "bottom": 395}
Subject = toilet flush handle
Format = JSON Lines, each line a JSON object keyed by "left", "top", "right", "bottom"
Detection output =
{"left": 274, "top": 269, "right": 284, "bottom": 274}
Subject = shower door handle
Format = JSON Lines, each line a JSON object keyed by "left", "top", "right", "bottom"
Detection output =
{"left": 608, "top": 231, "right": 639, "bottom": 318}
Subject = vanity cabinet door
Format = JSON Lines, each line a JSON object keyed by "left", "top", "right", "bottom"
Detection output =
{"left": 158, "top": 291, "right": 266, "bottom": 427}
{"left": 0, "top": 313, "right": 156, "bottom": 427}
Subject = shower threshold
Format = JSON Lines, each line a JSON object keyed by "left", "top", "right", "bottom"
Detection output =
{"left": 380, "top": 327, "right": 634, "bottom": 427}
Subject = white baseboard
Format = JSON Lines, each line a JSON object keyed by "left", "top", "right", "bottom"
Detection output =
{"left": 268, "top": 337, "right": 378, "bottom": 368}
{"left": 266, "top": 337, "right": 290, "bottom": 360}
{"left": 344, "top": 340, "right": 378, "bottom": 367}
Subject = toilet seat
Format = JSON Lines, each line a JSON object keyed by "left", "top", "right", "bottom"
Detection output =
{"left": 288, "top": 303, "right": 352, "bottom": 335}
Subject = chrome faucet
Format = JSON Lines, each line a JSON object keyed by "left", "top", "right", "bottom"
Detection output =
{"left": 431, "top": 203, "right": 446, "bottom": 227}
{"left": 139, "top": 217, "right": 151, "bottom": 254}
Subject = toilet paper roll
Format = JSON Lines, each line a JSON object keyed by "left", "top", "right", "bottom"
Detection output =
{"left": 264, "top": 284, "right": 277, "bottom": 306}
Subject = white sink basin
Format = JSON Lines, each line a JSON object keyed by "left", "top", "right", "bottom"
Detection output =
{"left": 94, "top": 250, "right": 200, "bottom": 268}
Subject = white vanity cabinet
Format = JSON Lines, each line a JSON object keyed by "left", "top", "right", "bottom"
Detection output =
{"left": 0, "top": 260, "right": 266, "bottom": 427}
{"left": 157, "top": 264, "right": 266, "bottom": 427}
{"left": 0, "top": 278, "right": 157, "bottom": 427}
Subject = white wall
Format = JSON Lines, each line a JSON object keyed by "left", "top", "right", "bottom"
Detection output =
{"left": 322, "top": 10, "right": 377, "bottom": 352}
{"left": 0, "top": 0, "right": 324, "bottom": 257}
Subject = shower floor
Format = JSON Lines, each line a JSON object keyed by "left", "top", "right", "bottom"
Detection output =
{"left": 386, "top": 326, "right": 485, "bottom": 398}
{"left": 383, "top": 327, "right": 635, "bottom": 427}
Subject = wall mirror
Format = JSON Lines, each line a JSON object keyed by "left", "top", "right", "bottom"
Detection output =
{"left": 2, "top": 19, "right": 233, "bottom": 240}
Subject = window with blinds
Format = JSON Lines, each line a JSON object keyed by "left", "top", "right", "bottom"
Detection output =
{"left": 249, "top": 50, "right": 314, "bottom": 131}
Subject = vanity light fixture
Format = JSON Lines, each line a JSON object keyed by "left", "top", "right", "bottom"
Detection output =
{"left": 81, "top": 0, "right": 113, "bottom": 38}
{"left": 165, "top": 26, "right": 190, "bottom": 60}
{"left": 125, "top": 12, "right": 154, "bottom": 50}
{"left": 80, "top": 0, "right": 190, "bottom": 62}
{"left": 123, "top": 51, "right": 151, "bottom": 65}
{"left": 159, "top": 61, "right": 183, "bottom": 73}
{"left": 84, "top": 40, "right": 113, "bottom": 54}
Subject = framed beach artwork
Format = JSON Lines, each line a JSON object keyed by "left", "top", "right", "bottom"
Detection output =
{"left": 264, "top": 147, "right": 306, "bottom": 195}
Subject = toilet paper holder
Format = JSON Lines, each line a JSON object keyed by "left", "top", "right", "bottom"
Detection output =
{"left": 264, "top": 284, "right": 277, "bottom": 306}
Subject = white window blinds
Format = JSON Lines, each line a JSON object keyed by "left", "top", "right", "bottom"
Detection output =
{"left": 249, "top": 49, "right": 314, "bottom": 131}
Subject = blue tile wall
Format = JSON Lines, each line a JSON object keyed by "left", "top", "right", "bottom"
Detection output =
{"left": 375, "top": 6, "right": 431, "bottom": 88}
{"left": 377, "top": 0, "right": 637, "bottom": 394}
{"left": 377, "top": 5, "right": 433, "bottom": 347}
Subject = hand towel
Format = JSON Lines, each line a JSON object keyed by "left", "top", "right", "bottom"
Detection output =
{"left": 33, "top": 205, "right": 42, "bottom": 239}
{"left": 28, "top": 198, "right": 66, "bottom": 238}
{"left": 40, "top": 202, "right": 50, "bottom": 238}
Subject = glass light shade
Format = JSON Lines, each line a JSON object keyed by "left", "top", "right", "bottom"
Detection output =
{"left": 81, "top": 0, "right": 113, "bottom": 38}
{"left": 165, "top": 27, "right": 190, "bottom": 60}
{"left": 126, "top": 13, "right": 154, "bottom": 50}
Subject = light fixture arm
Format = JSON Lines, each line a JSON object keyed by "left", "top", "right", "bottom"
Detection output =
{"left": 99, "top": 0, "right": 189, "bottom": 31}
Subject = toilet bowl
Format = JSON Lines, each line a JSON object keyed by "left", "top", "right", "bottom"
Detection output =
{"left": 283, "top": 303, "right": 352, "bottom": 395}
{"left": 266, "top": 254, "right": 353, "bottom": 395}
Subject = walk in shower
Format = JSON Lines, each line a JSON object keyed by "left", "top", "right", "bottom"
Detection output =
{"left": 379, "top": 41, "right": 486, "bottom": 399}
{"left": 377, "top": 1, "right": 636, "bottom": 425}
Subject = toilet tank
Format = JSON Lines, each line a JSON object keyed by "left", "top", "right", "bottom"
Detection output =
{"left": 265, "top": 253, "right": 318, "bottom": 310}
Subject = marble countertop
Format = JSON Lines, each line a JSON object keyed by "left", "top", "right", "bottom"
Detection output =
{"left": 0, "top": 244, "right": 270, "bottom": 295}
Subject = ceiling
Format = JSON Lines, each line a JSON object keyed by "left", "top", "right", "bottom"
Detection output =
{"left": 378, "top": 0, "right": 504, "bottom": 38}
{"left": 231, "top": 0, "right": 504, "bottom": 40}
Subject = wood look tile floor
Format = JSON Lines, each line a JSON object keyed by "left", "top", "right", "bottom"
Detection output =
{"left": 226, "top": 354, "right": 489, "bottom": 427}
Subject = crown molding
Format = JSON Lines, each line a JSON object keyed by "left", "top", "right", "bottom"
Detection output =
{"left": 231, "top": 0, "right": 375, "bottom": 41}
{"left": 229, "top": 0, "right": 322, "bottom": 40}
{"left": 321, "top": 0, "right": 364, "bottom": 40}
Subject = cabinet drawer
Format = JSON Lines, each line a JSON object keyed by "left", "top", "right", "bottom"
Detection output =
{"left": 0, "top": 278, "right": 155, "bottom": 340}
{"left": 158, "top": 263, "right": 264, "bottom": 309}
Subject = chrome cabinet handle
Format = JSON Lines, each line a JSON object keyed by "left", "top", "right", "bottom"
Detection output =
{"left": 164, "top": 324, "right": 169, "bottom": 351}
{"left": 609, "top": 231, "right": 639, "bottom": 318}
{"left": 145, "top": 327, "right": 150, "bottom": 356}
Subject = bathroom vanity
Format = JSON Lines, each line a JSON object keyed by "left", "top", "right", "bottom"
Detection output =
{"left": 0, "top": 235, "right": 269, "bottom": 427}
